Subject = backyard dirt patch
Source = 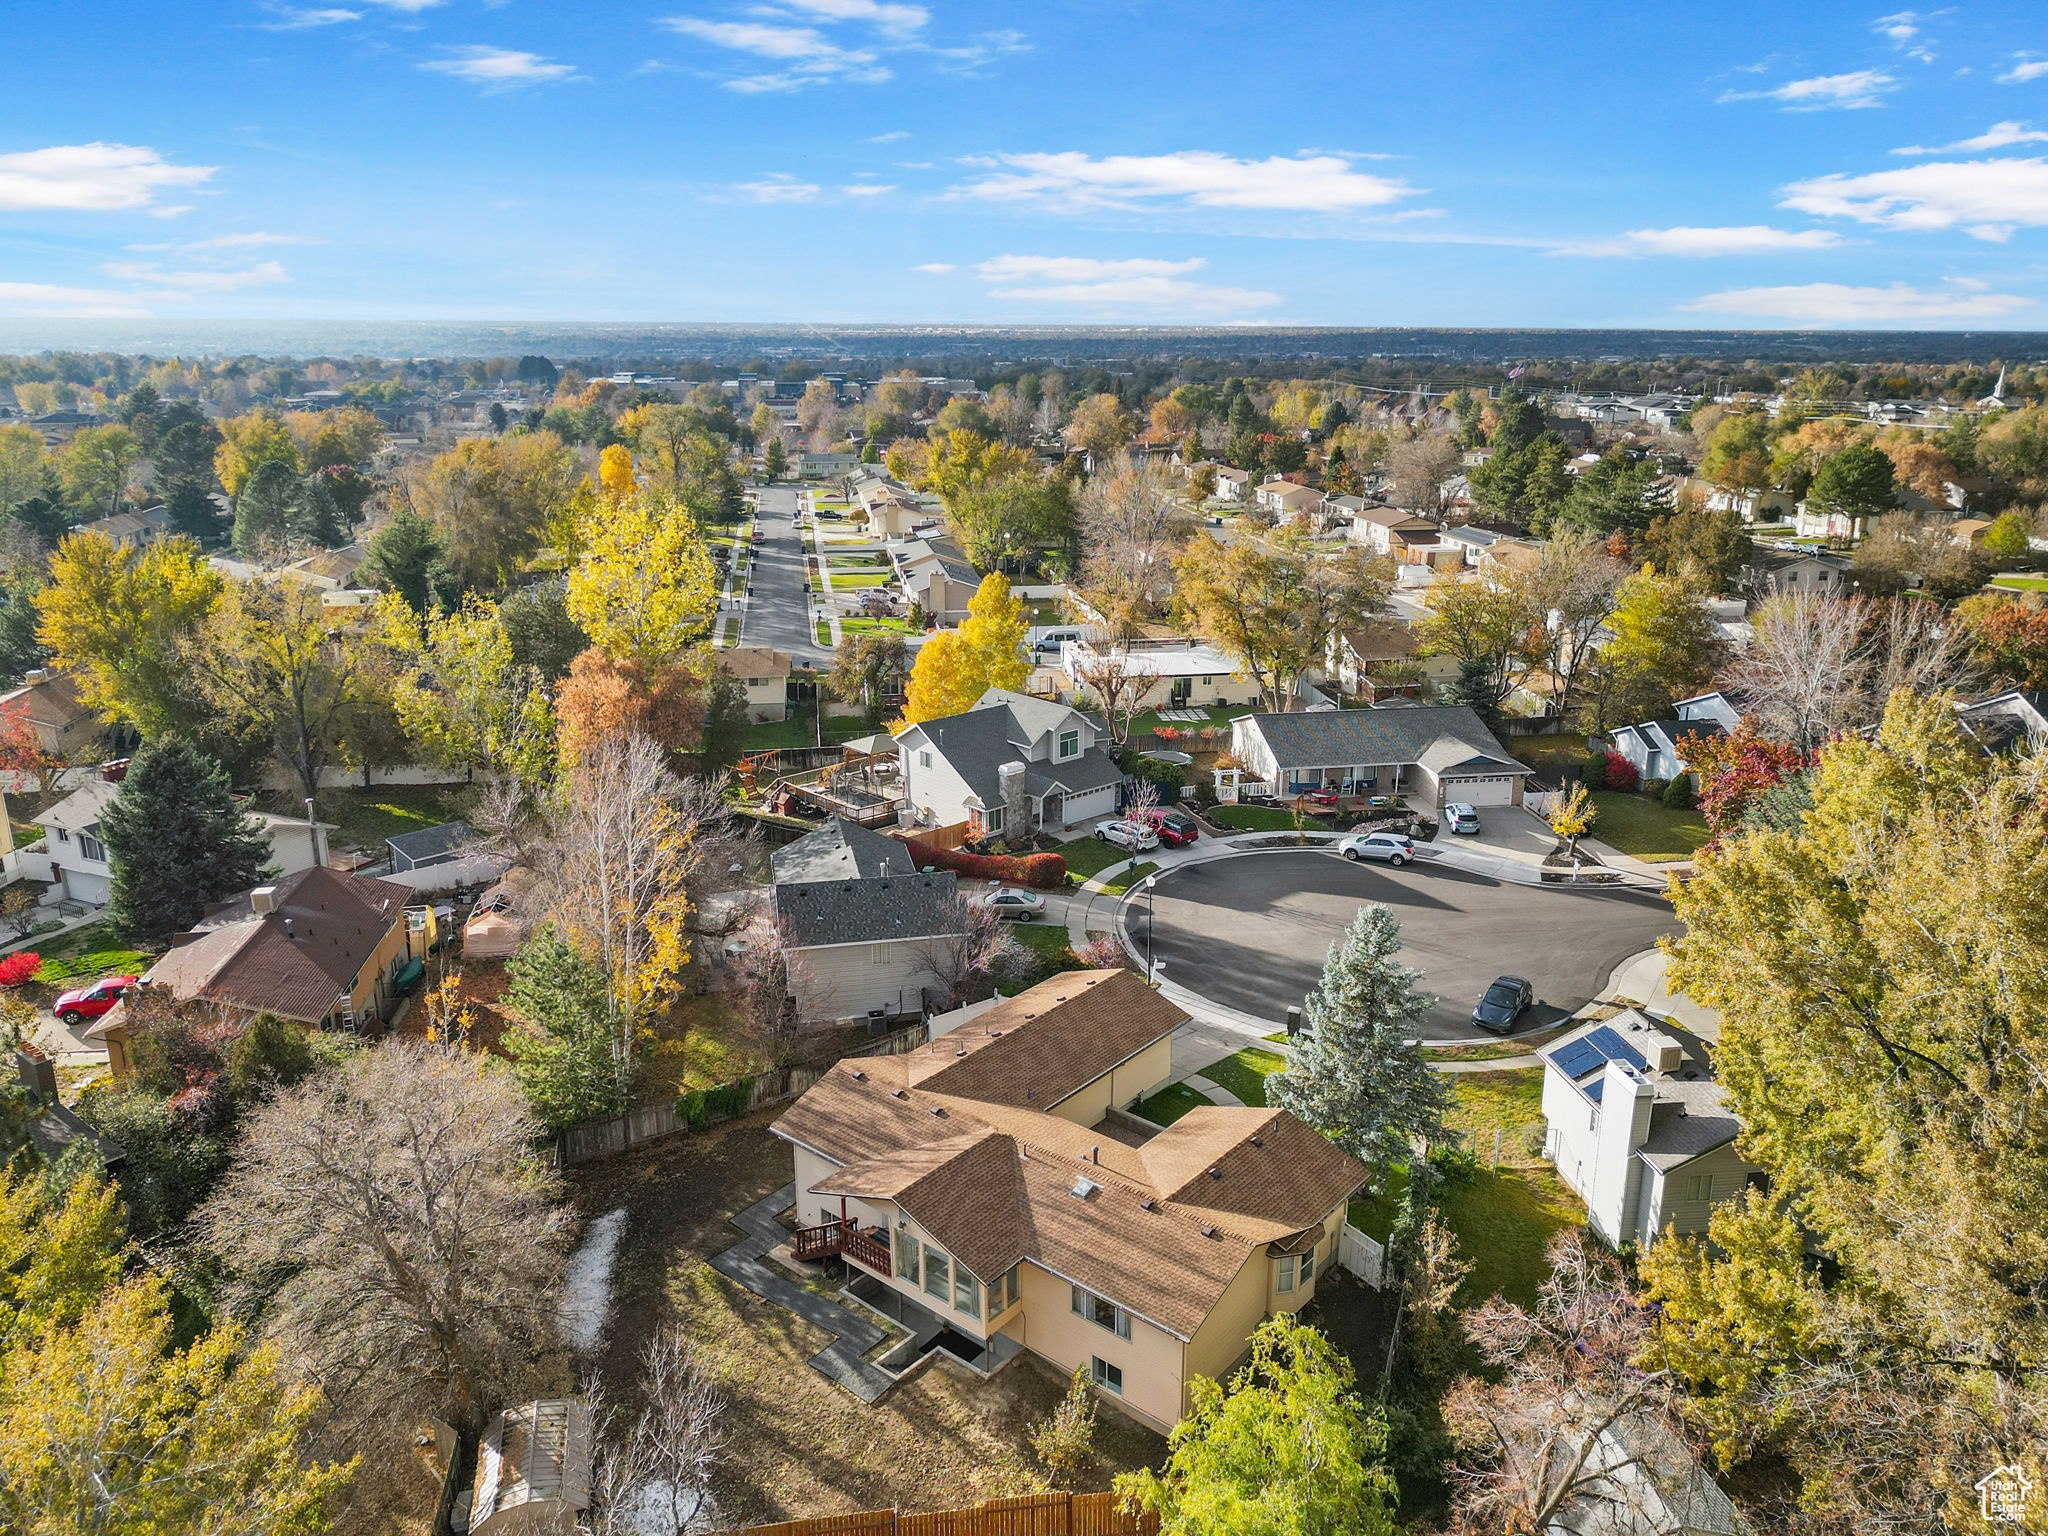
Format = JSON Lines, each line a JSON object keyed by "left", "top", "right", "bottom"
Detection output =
{"left": 566, "top": 1112, "right": 1165, "bottom": 1526}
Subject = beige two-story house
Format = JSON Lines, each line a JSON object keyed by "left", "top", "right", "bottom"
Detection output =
{"left": 773, "top": 969, "right": 1369, "bottom": 1431}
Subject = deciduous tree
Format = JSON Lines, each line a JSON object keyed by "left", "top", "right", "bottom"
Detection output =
{"left": 200, "top": 578, "right": 371, "bottom": 804}
{"left": 565, "top": 487, "right": 718, "bottom": 667}
{"left": 36, "top": 532, "right": 222, "bottom": 738}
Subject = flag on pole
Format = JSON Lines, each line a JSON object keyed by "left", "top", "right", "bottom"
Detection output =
{"left": 1507, "top": 365, "right": 1525, "bottom": 379}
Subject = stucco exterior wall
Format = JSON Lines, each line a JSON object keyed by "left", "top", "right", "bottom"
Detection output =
{"left": 1015, "top": 1260, "right": 1184, "bottom": 1433}
{"left": 1045, "top": 1036, "right": 1175, "bottom": 1128}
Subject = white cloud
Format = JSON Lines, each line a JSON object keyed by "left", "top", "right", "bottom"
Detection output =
{"left": 0, "top": 282, "right": 156, "bottom": 318}
{"left": 128, "top": 231, "right": 318, "bottom": 253}
{"left": 1871, "top": 10, "right": 1939, "bottom": 61}
{"left": 953, "top": 151, "right": 1417, "bottom": 213}
{"left": 1560, "top": 224, "right": 1843, "bottom": 257}
{"left": 1998, "top": 56, "right": 2048, "bottom": 84}
{"left": 1781, "top": 156, "right": 2048, "bottom": 240}
{"left": 912, "top": 262, "right": 956, "bottom": 272}
{"left": 967, "top": 254, "right": 1281, "bottom": 314}
{"left": 0, "top": 143, "right": 216, "bottom": 213}
{"left": 734, "top": 177, "right": 822, "bottom": 202}
{"left": 357, "top": 0, "right": 442, "bottom": 9}
{"left": 868, "top": 130, "right": 910, "bottom": 142}
{"left": 662, "top": 15, "right": 889, "bottom": 89}
{"left": 842, "top": 183, "right": 895, "bottom": 197}
{"left": 1719, "top": 69, "right": 1898, "bottom": 109}
{"left": 259, "top": 6, "right": 364, "bottom": 28}
{"left": 1682, "top": 278, "right": 2031, "bottom": 322}
{"left": 100, "top": 259, "right": 289, "bottom": 292}
{"left": 768, "top": 0, "right": 928, "bottom": 40}
{"left": 1892, "top": 120, "right": 2048, "bottom": 154}
{"left": 661, "top": 7, "right": 1013, "bottom": 90}
{"left": 421, "top": 46, "right": 579, "bottom": 91}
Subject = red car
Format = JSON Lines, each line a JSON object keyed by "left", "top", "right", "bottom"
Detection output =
{"left": 1153, "top": 811, "right": 1201, "bottom": 847}
{"left": 54, "top": 975, "right": 137, "bottom": 1026}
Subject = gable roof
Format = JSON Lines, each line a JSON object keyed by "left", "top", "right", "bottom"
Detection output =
{"left": 774, "top": 970, "right": 1367, "bottom": 1337}
{"left": 719, "top": 646, "right": 793, "bottom": 680}
{"left": 0, "top": 670, "right": 93, "bottom": 732}
{"left": 132, "top": 866, "right": 412, "bottom": 1023}
{"left": 900, "top": 695, "right": 1118, "bottom": 810}
{"left": 772, "top": 818, "right": 917, "bottom": 885}
{"left": 36, "top": 777, "right": 117, "bottom": 832}
{"left": 774, "top": 870, "right": 963, "bottom": 949}
{"left": 1238, "top": 705, "right": 1532, "bottom": 776}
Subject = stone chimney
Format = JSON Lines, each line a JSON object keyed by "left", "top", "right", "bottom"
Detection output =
{"left": 14, "top": 1046, "right": 56, "bottom": 1105}
{"left": 998, "top": 761, "right": 1029, "bottom": 837}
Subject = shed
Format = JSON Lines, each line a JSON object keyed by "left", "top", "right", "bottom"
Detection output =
{"left": 388, "top": 820, "right": 471, "bottom": 872}
{"left": 469, "top": 1398, "right": 594, "bottom": 1536}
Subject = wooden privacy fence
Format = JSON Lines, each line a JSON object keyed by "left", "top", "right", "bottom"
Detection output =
{"left": 719, "top": 1491, "right": 1159, "bottom": 1536}
{"left": 554, "top": 1022, "right": 929, "bottom": 1165}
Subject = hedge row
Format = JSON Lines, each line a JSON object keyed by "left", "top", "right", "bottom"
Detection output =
{"left": 903, "top": 839, "right": 1068, "bottom": 890}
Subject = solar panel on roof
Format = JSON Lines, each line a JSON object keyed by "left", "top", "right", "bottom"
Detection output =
{"left": 1550, "top": 1039, "right": 1605, "bottom": 1079}
{"left": 1585, "top": 1078, "right": 1605, "bottom": 1103}
{"left": 1584, "top": 1025, "right": 1648, "bottom": 1072}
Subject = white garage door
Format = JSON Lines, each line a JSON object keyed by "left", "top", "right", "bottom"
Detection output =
{"left": 1445, "top": 775, "right": 1517, "bottom": 807}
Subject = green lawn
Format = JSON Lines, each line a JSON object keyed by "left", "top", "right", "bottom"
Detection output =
{"left": 1444, "top": 1068, "right": 1547, "bottom": 1142}
{"left": 827, "top": 568, "right": 893, "bottom": 591}
{"left": 1132, "top": 1081, "right": 1215, "bottom": 1127}
{"left": 813, "top": 617, "right": 832, "bottom": 645}
{"left": 1001, "top": 920, "right": 1089, "bottom": 990}
{"left": 838, "top": 615, "right": 916, "bottom": 637}
{"left": 30, "top": 920, "right": 162, "bottom": 985}
{"left": 1588, "top": 791, "right": 1709, "bottom": 862}
{"left": 1130, "top": 705, "right": 1248, "bottom": 737}
{"left": 1206, "top": 804, "right": 1330, "bottom": 833}
{"left": 1199, "top": 1045, "right": 1288, "bottom": 1107}
{"left": 1990, "top": 574, "right": 2048, "bottom": 591}
{"left": 283, "top": 785, "right": 470, "bottom": 854}
{"left": 1505, "top": 731, "right": 1591, "bottom": 780}
{"left": 741, "top": 714, "right": 817, "bottom": 752}
{"left": 1098, "top": 859, "right": 1159, "bottom": 895}
{"left": 1053, "top": 835, "right": 1139, "bottom": 881}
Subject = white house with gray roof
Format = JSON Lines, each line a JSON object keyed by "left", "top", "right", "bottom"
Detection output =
{"left": 771, "top": 819, "right": 967, "bottom": 1023}
{"left": 1228, "top": 704, "right": 1531, "bottom": 808}
{"left": 894, "top": 690, "right": 1122, "bottom": 841}
{"left": 1539, "top": 1010, "right": 1762, "bottom": 1250}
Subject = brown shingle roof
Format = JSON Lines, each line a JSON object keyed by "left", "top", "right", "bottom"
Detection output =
{"left": 773, "top": 970, "right": 1369, "bottom": 1337}
{"left": 138, "top": 866, "right": 411, "bottom": 1023}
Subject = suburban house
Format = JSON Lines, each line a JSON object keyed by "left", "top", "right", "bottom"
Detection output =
{"left": 1705, "top": 485, "right": 1799, "bottom": 524}
{"left": 1539, "top": 1010, "right": 1762, "bottom": 1249}
{"left": 1605, "top": 692, "right": 1741, "bottom": 785}
{"left": 717, "top": 646, "right": 795, "bottom": 723}
{"left": 798, "top": 451, "right": 862, "bottom": 479}
{"left": 1213, "top": 465, "right": 1253, "bottom": 501}
{"left": 1321, "top": 621, "right": 1458, "bottom": 700}
{"left": 31, "top": 776, "right": 331, "bottom": 909}
{"left": 1228, "top": 704, "right": 1533, "bottom": 808}
{"left": 1254, "top": 479, "right": 1324, "bottom": 520}
{"left": 1347, "top": 505, "right": 1443, "bottom": 561}
{"left": 1054, "top": 638, "right": 1263, "bottom": 716}
{"left": 773, "top": 969, "right": 1369, "bottom": 1430}
{"left": 1954, "top": 688, "right": 2048, "bottom": 757}
{"left": 893, "top": 536, "right": 981, "bottom": 623}
{"left": 770, "top": 819, "right": 968, "bottom": 1024}
{"left": 852, "top": 477, "right": 941, "bottom": 540}
{"left": 895, "top": 690, "right": 1123, "bottom": 841}
{"left": 1741, "top": 546, "right": 1849, "bottom": 597}
{"left": 89, "top": 866, "right": 426, "bottom": 1082}
{"left": 0, "top": 669, "right": 104, "bottom": 759}
{"left": 1438, "top": 524, "right": 1504, "bottom": 566}
{"left": 76, "top": 504, "right": 170, "bottom": 551}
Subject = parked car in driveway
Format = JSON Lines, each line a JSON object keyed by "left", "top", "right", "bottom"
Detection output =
{"left": 1094, "top": 819, "right": 1160, "bottom": 853}
{"left": 976, "top": 887, "right": 1047, "bottom": 922}
{"left": 1153, "top": 810, "right": 1200, "bottom": 847}
{"left": 1444, "top": 802, "right": 1482, "bottom": 835}
{"left": 1471, "top": 975, "right": 1533, "bottom": 1034}
{"left": 1337, "top": 831, "right": 1415, "bottom": 866}
{"left": 54, "top": 975, "right": 137, "bottom": 1026}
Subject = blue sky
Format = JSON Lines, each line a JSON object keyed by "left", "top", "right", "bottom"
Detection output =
{"left": 7, "top": 1, "right": 2048, "bottom": 328}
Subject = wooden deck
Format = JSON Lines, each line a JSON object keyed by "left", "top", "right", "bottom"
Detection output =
{"left": 791, "top": 1217, "right": 893, "bottom": 1276}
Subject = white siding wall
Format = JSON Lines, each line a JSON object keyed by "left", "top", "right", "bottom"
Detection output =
{"left": 786, "top": 936, "right": 961, "bottom": 1023}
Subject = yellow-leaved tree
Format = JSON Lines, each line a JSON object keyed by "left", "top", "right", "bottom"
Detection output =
{"left": 213, "top": 409, "right": 304, "bottom": 498}
{"left": 958, "top": 571, "right": 1030, "bottom": 695}
{"left": 598, "top": 441, "right": 636, "bottom": 499}
{"left": 565, "top": 487, "right": 718, "bottom": 667}
{"left": 900, "top": 629, "right": 982, "bottom": 724}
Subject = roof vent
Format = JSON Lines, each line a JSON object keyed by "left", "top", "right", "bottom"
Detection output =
{"left": 1248, "top": 1134, "right": 1263, "bottom": 1147}
{"left": 890, "top": 1088, "right": 907, "bottom": 1099}
{"left": 1069, "top": 1176, "right": 1100, "bottom": 1199}
{"left": 1200, "top": 1224, "right": 1218, "bottom": 1238}
{"left": 928, "top": 1106, "right": 945, "bottom": 1117}
{"left": 955, "top": 1045, "right": 967, "bottom": 1056}
{"left": 1139, "top": 1196, "right": 1157, "bottom": 1211}
{"left": 1206, "top": 1166, "right": 1222, "bottom": 1180}
{"left": 848, "top": 1067, "right": 866, "bottom": 1081}
{"left": 1089, "top": 1146, "right": 1100, "bottom": 1164}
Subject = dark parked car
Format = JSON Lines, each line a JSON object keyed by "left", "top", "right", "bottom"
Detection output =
{"left": 1155, "top": 810, "right": 1200, "bottom": 847}
{"left": 1471, "top": 975, "right": 1533, "bottom": 1035}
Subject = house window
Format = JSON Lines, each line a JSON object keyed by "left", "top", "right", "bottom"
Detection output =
{"left": 78, "top": 831, "right": 105, "bottom": 864}
{"left": 870, "top": 943, "right": 891, "bottom": 965}
{"left": 983, "top": 806, "right": 1005, "bottom": 835}
{"left": 1071, "top": 1285, "right": 1131, "bottom": 1339}
{"left": 1058, "top": 729, "right": 1079, "bottom": 759}
{"left": 923, "top": 1245, "right": 950, "bottom": 1302}
{"left": 895, "top": 1228, "right": 919, "bottom": 1281}
{"left": 952, "top": 1265, "right": 979, "bottom": 1317}
{"left": 920, "top": 751, "right": 932, "bottom": 769}
{"left": 1091, "top": 1357, "right": 1124, "bottom": 1395}
{"left": 1686, "top": 1173, "right": 1713, "bottom": 1202}
{"left": 1276, "top": 1244, "right": 1318, "bottom": 1294}
{"left": 54, "top": 827, "right": 69, "bottom": 844}
{"left": 991, "top": 1265, "right": 1020, "bottom": 1314}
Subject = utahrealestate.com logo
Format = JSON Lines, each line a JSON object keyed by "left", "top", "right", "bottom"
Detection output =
{"left": 1977, "top": 1465, "right": 2035, "bottom": 1525}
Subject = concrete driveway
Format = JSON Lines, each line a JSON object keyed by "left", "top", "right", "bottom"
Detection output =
{"left": 1131, "top": 848, "right": 1678, "bottom": 1041}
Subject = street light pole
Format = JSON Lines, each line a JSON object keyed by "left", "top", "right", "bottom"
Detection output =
{"left": 1138, "top": 874, "right": 1158, "bottom": 985}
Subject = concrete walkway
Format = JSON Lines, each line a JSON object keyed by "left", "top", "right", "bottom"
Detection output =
{"left": 708, "top": 1184, "right": 895, "bottom": 1403}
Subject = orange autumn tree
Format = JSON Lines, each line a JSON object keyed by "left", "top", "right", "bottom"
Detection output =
{"left": 553, "top": 647, "right": 706, "bottom": 769}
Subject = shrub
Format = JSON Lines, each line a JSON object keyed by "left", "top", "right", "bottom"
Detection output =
{"left": 1662, "top": 773, "right": 1698, "bottom": 810}
{"left": 1579, "top": 750, "right": 1608, "bottom": 790}
{"left": 1641, "top": 777, "right": 1669, "bottom": 798}
{"left": 0, "top": 951, "right": 41, "bottom": 987}
{"left": 1601, "top": 751, "right": 1639, "bottom": 793}
{"left": 1030, "top": 1365, "right": 1098, "bottom": 1484}
{"left": 903, "top": 839, "right": 1066, "bottom": 891}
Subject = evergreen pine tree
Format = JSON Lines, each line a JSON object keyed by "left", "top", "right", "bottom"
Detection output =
{"left": 161, "top": 478, "right": 223, "bottom": 543}
{"left": 231, "top": 458, "right": 300, "bottom": 559}
{"left": 1443, "top": 655, "right": 1501, "bottom": 731}
{"left": 503, "top": 923, "right": 626, "bottom": 1131}
{"left": 1268, "top": 904, "right": 1450, "bottom": 1173}
{"left": 762, "top": 437, "right": 789, "bottom": 479}
{"left": 361, "top": 504, "right": 454, "bottom": 614}
{"left": 698, "top": 663, "right": 751, "bottom": 776}
{"left": 99, "top": 740, "right": 273, "bottom": 943}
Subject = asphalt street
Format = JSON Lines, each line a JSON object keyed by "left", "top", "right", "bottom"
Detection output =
{"left": 739, "top": 482, "right": 832, "bottom": 667}
{"left": 1133, "top": 849, "right": 1680, "bottom": 1040}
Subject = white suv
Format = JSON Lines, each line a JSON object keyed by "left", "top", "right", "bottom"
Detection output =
{"left": 1094, "top": 819, "right": 1161, "bottom": 853}
{"left": 1444, "top": 803, "right": 1482, "bottom": 835}
{"left": 1337, "top": 831, "right": 1415, "bottom": 867}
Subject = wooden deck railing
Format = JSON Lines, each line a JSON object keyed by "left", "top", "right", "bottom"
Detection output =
{"left": 789, "top": 1217, "right": 892, "bottom": 1277}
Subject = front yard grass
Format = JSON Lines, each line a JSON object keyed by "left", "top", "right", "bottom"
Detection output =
{"left": 1588, "top": 791, "right": 1709, "bottom": 862}
{"left": 31, "top": 920, "right": 162, "bottom": 986}
{"left": 1002, "top": 920, "right": 1086, "bottom": 990}
{"left": 1990, "top": 574, "right": 2048, "bottom": 591}
{"left": 1200, "top": 1045, "right": 1287, "bottom": 1107}
{"left": 1205, "top": 804, "right": 1330, "bottom": 833}
{"left": 1098, "top": 860, "right": 1158, "bottom": 895}
{"left": 837, "top": 615, "right": 915, "bottom": 637}
{"left": 1052, "top": 835, "right": 1137, "bottom": 882}
{"left": 1132, "top": 1081, "right": 1214, "bottom": 1127}
{"left": 826, "top": 568, "right": 893, "bottom": 591}
{"left": 278, "top": 784, "right": 471, "bottom": 855}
